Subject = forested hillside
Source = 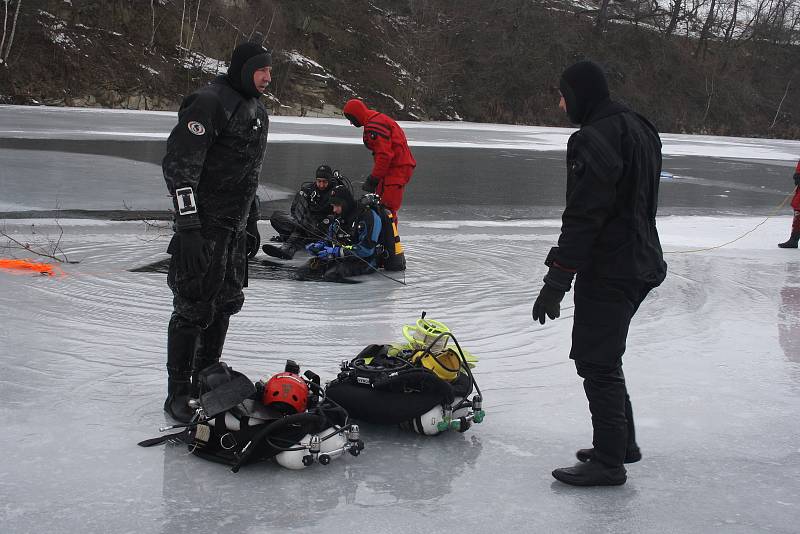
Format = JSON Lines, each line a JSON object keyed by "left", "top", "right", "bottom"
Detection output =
{"left": 0, "top": 0, "right": 797, "bottom": 137}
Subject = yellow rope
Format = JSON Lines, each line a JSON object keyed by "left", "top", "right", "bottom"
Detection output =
{"left": 664, "top": 192, "right": 794, "bottom": 254}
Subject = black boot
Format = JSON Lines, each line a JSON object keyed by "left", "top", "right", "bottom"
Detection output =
{"left": 576, "top": 445, "right": 642, "bottom": 464}
{"left": 191, "top": 315, "right": 230, "bottom": 396}
{"left": 576, "top": 391, "right": 641, "bottom": 463}
{"left": 164, "top": 377, "right": 194, "bottom": 423}
{"left": 778, "top": 232, "right": 799, "bottom": 248}
{"left": 166, "top": 313, "right": 201, "bottom": 422}
{"left": 552, "top": 460, "right": 627, "bottom": 486}
{"left": 262, "top": 242, "right": 299, "bottom": 260}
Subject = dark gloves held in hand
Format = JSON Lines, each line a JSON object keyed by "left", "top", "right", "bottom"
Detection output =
{"left": 532, "top": 283, "right": 566, "bottom": 325}
{"left": 794, "top": 172, "right": 799, "bottom": 187}
{"left": 362, "top": 175, "right": 380, "bottom": 193}
{"left": 179, "top": 229, "right": 210, "bottom": 276}
{"left": 246, "top": 220, "right": 260, "bottom": 258}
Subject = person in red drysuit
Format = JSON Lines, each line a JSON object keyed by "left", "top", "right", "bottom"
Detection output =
{"left": 342, "top": 98, "right": 416, "bottom": 222}
{"left": 778, "top": 159, "right": 800, "bottom": 249}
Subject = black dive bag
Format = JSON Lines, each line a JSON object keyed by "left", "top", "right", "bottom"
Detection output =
{"left": 325, "top": 344, "right": 473, "bottom": 424}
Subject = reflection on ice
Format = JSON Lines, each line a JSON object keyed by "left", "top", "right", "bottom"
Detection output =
{"left": 779, "top": 262, "right": 800, "bottom": 366}
{"left": 2, "top": 212, "right": 800, "bottom": 532}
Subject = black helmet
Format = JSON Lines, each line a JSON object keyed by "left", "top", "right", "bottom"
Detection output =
{"left": 315, "top": 165, "right": 334, "bottom": 181}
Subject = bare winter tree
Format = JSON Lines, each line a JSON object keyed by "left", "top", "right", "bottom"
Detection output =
{"left": 595, "top": 0, "right": 613, "bottom": 31}
{"left": 148, "top": 0, "right": 156, "bottom": 50}
{"left": 0, "top": 1, "right": 8, "bottom": 64}
{"left": 179, "top": 0, "right": 186, "bottom": 55}
{"left": 695, "top": 0, "right": 719, "bottom": 57}
{"left": 702, "top": 71, "right": 715, "bottom": 127}
{"left": 664, "top": 0, "right": 685, "bottom": 36}
{"left": 186, "top": 0, "right": 201, "bottom": 53}
{"left": 0, "top": 0, "right": 21, "bottom": 66}
{"left": 723, "top": 0, "right": 740, "bottom": 42}
{"left": 770, "top": 79, "right": 792, "bottom": 129}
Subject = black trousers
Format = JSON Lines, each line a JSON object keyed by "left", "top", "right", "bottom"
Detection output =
{"left": 270, "top": 191, "right": 331, "bottom": 244}
{"left": 570, "top": 274, "right": 654, "bottom": 466}
{"left": 166, "top": 228, "right": 247, "bottom": 381}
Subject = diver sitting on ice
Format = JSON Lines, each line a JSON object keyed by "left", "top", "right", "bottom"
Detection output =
{"left": 262, "top": 164, "right": 344, "bottom": 260}
{"left": 296, "top": 185, "right": 383, "bottom": 282}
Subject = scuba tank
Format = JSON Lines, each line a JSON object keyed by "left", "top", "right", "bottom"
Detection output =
{"left": 325, "top": 313, "right": 487, "bottom": 435}
{"left": 359, "top": 193, "right": 405, "bottom": 271}
{"left": 139, "top": 360, "right": 365, "bottom": 471}
{"left": 400, "top": 395, "right": 485, "bottom": 435}
{"left": 274, "top": 425, "right": 352, "bottom": 469}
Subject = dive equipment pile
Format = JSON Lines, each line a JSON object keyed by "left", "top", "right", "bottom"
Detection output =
{"left": 139, "top": 361, "right": 364, "bottom": 471}
{"left": 325, "top": 313, "right": 485, "bottom": 435}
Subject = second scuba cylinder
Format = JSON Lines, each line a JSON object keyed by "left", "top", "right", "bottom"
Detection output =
{"left": 274, "top": 434, "right": 314, "bottom": 470}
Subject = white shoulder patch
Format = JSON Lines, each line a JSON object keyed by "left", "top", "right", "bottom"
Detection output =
{"left": 187, "top": 121, "right": 206, "bottom": 136}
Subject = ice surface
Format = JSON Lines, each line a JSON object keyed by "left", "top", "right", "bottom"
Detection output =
{"left": 1, "top": 105, "right": 798, "bottom": 160}
{"left": 1, "top": 107, "right": 799, "bottom": 533}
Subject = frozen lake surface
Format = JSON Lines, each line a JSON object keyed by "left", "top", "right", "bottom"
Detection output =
{"left": 1, "top": 106, "right": 799, "bottom": 533}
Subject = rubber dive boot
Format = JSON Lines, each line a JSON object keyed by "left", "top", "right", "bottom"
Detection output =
{"left": 576, "top": 445, "right": 642, "bottom": 464}
{"left": 552, "top": 460, "right": 627, "bottom": 487}
{"left": 191, "top": 315, "right": 230, "bottom": 397}
{"left": 262, "top": 242, "right": 298, "bottom": 259}
{"left": 164, "top": 379, "right": 194, "bottom": 423}
{"left": 778, "top": 232, "right": 799, "bottom": 248}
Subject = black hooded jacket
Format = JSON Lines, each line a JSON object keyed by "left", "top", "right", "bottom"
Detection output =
{"left": 163, "top": 74, "right": 269, "bottom": 233}
{"left": 554, "top": 99, "right": 667, "bottom": 285}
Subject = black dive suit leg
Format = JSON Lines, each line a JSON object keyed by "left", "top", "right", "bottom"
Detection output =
{"left": 165, "top": 312, "right": 201, "bottom": 422}
{"left": 570, "top": 275, "right": 651, "bottom": 467}
{"left": 192, "top": 314, "right": 230, "bottom": 394}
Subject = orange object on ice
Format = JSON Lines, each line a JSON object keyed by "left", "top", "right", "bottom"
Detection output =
{"left": 0, "top": 259, "right": 63, "bottom": 276}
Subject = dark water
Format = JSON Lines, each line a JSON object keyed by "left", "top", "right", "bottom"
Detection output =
{"left": 0, "top": 135, "right": 794, "bottom": 220}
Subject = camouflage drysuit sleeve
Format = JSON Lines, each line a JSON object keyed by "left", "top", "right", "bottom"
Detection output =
{"left": 162, "top": 91, "right": 227, "bottom": 231}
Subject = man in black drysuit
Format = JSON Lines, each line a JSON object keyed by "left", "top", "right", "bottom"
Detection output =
{"left": 262, "top": 164, "right": 342, "bottom": 260}
{"left": 532, "top": 60, "right": 667, "bottom": 486}
{"left": 161, "top": 42, "right": 271, "bottom": 422}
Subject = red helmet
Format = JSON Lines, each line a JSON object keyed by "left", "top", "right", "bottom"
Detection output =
{"left": 263, "top": 372, "right": 309, "bottom": 414}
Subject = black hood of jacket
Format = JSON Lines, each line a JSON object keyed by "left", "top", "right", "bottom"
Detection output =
{"left": 559, "top": 60, "right": 611, "bottom": 126}
{"left": 226, "top": 42, "right": 271, "bottom": 98}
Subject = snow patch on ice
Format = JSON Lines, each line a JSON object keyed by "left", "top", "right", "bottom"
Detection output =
{"left": 406, "top": 219, "right": 563, "bottom": 229}
{"left": 1, "top": 218, "right": 130, "bottom": 227}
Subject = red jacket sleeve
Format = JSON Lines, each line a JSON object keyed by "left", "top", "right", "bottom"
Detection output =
{"left": 364, "top": 116, "right": 394, "bottom": 179}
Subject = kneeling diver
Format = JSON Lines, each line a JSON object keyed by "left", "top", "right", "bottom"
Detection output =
{"left": 297, "top": 185, "right": 382, "bottom": 282}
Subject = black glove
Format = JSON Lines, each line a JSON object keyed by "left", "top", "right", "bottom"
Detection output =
{"left": 179, "top": 229, "right": 210, "bottom": 276}
{"left": 246, "top": 220, "right": 260, "bottom": 258}
{"left": 532, "top": 283, "right": 566, "bottom": 325}
{"left": 793, "top": 172, "right": 799, "bottom": 187}
{"left": 362, "top": 175, "right": 379, "bottom": 193}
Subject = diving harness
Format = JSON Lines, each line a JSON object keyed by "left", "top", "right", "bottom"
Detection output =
{"left": 139, "top": 360, "right": 364, "bottom": 471}
{"left": 325, "top": 312, "right": 486, "bottom": 435}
